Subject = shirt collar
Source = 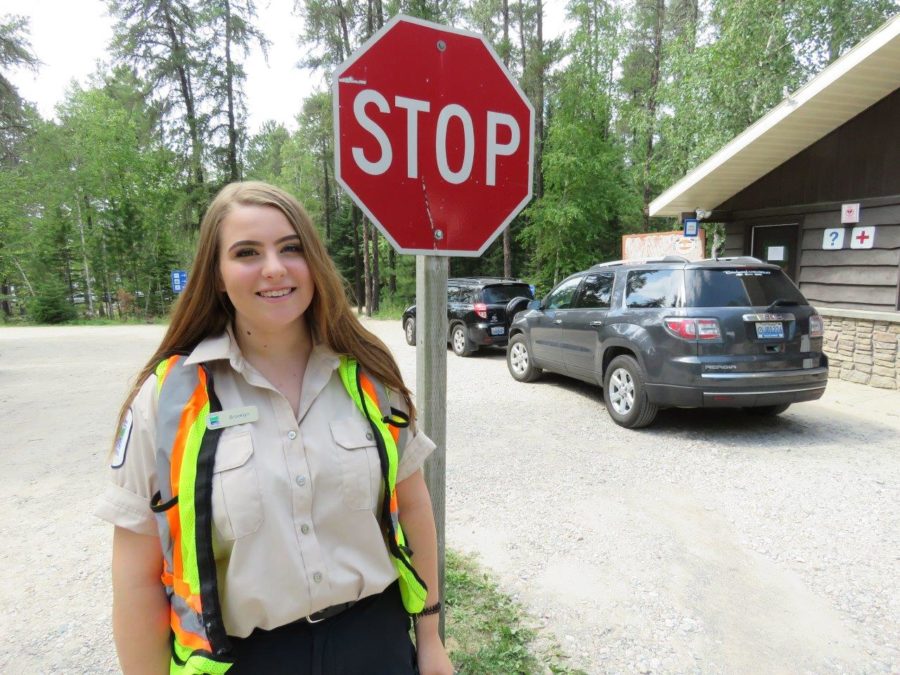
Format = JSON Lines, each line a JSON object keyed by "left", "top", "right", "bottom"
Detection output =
{"left": 183, "top": 325, "right": 341, "bottom": 375}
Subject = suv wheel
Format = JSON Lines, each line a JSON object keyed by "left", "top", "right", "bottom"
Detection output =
{"left": 451, "top": 324, "right": 475, "bottom": 357}
{"left": 745, "top": 403, "right": 791, "bottom": 416}
{"left": 507, "top": 334, "right": 541, "bottom": 382}
{"left": 404, "top": 318, "right": 416, "bottom": 346}
{"left": 604, "top": 355, "right": 658, "bottom": 429}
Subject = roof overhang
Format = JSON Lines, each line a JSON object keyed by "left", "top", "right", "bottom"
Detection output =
{"left": 649, "top": 14, "right": 900, "bottom": 218}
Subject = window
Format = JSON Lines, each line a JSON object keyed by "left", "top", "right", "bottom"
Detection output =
{"left": 545, "top": 276, "right": 582, "bottom": 310}
{"left": 577, "top": 274, "right": 614, "bottom": 309}
{"left": 481, "top": 284, "right": 533, "bottom": 304}
{"left": 625, "top": 270, "right": 682, "bottom": 308}
{"left": 685, "top": 269, "right": 808, "bottom": 307}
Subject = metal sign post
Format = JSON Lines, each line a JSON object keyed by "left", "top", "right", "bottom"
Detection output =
{"left": 333, "top": 15, "right": 534, "bottom": 639}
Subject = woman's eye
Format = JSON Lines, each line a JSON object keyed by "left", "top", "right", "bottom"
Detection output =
{"left": 282, "top": 244, "right": 303, "bottom": 254}
{"left": 234, "top": 248, "right": 257, "bottom": 258}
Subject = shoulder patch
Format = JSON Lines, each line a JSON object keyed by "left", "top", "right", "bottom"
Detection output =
{"left": 111, "top": 409, "right": 133, "bottom": 469}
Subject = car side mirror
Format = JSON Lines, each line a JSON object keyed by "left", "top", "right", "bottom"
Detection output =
{"left": 527, "top": 299, "right": 542, "bottom": 311}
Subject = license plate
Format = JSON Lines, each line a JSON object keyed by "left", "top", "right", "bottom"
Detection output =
{"left": 490, "top": 326, "right": 505, "bottom": 336}
{"left": 756, "top": 321, "right": 784, "bottom": 339}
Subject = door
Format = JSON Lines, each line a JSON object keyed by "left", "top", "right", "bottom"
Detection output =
{"left": 531, "top": 276, "right": 582, "bottom": 367}
{"left": 751, "top": 224, "right": 799, "bottom": 280}
{"left": 561, "top": 273, "right": 614, "bottom": 379}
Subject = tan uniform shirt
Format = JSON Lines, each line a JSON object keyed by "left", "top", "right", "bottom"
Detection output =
{"left": 95, "top": 329, "right": 435, "bottom": 637}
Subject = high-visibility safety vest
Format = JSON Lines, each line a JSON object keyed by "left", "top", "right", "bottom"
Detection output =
{"left": 151, "top": 353, "right": 428, "bottom": 674}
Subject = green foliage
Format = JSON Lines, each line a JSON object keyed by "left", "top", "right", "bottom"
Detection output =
{"left": 5, "top": 0, "right": 898, "bottom": 322}
{"left": 27, "top": 277, "right": 76, "bottom": 324}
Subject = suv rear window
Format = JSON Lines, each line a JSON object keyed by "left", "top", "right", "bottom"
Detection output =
{"left": 685, "top": 268, "right": 808, "bottom": 307}
{"left": 481, "top": 284, "right": 533, "bottom": 304}
{"left": 625, "top": 269, "right": 683, "bottom": 308}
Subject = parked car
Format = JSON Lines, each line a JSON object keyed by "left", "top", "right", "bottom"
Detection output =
{"left": 507, "top": 256, "right": 828, "bottom": 428}
{"left": 402, "top": 277, "right": 534, "bottom": 356}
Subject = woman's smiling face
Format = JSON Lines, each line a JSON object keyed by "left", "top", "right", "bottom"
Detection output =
{"left": 218, "top": 204, "right": 315, "bottom": 334}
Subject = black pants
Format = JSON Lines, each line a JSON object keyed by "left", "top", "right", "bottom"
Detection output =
{"left": 227, "top": 582, "right": 418, "bottom": 674}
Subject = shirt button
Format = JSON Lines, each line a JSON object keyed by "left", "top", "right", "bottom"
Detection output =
{"left": 365, "top": 432, "right": 374, "bottom": 441}
{"left": 288, "top": 430, "right": 297, "bottom": 440}
{"left": 295, "top": 475, "right": 306, "bottom": 487}
{"left": 313, "top": 572, "right": 322, "bottom": 583}
{"left": 301, "top": 524, "right": 310, "bottom": 534}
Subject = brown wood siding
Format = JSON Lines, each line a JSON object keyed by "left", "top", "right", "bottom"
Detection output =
{"left": 718, "top": 89, "right": 900, "bottom": 212}
{"left": 797, "top": 217, "right": 900, "bottom": 311}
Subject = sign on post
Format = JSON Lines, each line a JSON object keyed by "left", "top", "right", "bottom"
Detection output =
{"left": 333, "top": 15, "right": 535, "bottom": 637}
{"left": 333, "top": 15, "right": 534, "bottom": 256}
{"left": 170, "top": 270, "right": 188, "bottom": 294}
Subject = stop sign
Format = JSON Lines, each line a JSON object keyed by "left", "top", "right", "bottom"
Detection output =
{"left": 333, "top": 15, "right": 534, "bottom": 257}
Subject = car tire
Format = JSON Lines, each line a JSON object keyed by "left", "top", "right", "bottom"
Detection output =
{"left": 404, "top": 318, "right": 416, "bottom": 346}
{"left": 451, "top": 324, "right": 475, "bottom": 357}
{"left": 745, "top": 403, "right": 791, "bottom": 416}
{"left": 507, "top": 334, "right": 541, "bottom": 382}
{"left": 603, "top": 355, "right": 658, "bottom": 429}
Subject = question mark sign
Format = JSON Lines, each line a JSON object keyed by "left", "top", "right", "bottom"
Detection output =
{"left": 829, "top": 231, "right": 839, "bottom": 246}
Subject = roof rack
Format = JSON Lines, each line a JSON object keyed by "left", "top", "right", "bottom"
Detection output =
{"left": 711, "top": 256, "right": 765, "bottom": 264}
{"left": 590, "top": 255, "right": 689, "bottom": 269}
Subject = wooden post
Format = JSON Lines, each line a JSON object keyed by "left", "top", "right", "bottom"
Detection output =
{"left": 415, "top": 254, "right": 448, "bottom": 639}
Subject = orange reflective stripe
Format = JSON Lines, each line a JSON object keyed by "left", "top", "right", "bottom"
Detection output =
{"left": 170, "top": 607, "right": 211, "bottom": 653}
{"left": 360, "top": 374, "right": 377, "bottom": 409}
{"left": 360, "top": 373, "right": 400, "bottom": 443}
{"left": 167, "top": 374, "right": 209, "bottom": 607}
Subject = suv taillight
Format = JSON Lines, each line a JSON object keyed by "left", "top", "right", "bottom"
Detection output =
{"left": 809, "top": 314, "right": 824, "bottom": 338}
{"left": 664, "top": 317, "right": 722, "bottom": 341}
{"left": 474, "top": 302, "right": 488, "bottom": 319}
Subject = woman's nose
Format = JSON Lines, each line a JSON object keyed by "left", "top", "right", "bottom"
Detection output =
{"left": 262, "top": 250, "right": 286, "bottom": 278}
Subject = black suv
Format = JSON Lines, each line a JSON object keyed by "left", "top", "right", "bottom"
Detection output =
{"left": 402, "top": 277, "right": 534, "bottom": 356}
{"left": 507, "top": 257, "right": 828, "bottom": 428}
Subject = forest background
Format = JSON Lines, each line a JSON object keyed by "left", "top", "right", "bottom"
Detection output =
{"left": 1, "top": 0, "right": 898, "bottom": 323}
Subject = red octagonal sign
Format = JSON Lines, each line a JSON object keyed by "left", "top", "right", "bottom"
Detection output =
{"left": 333, "top": 16, "right": 534, "bottom": 257}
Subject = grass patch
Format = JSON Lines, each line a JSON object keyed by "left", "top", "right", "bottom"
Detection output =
{"left": 444, "top": 551, "right": 587, "bottom": 675}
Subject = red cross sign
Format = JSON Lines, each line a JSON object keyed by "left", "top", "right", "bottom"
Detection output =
{"left": 850, "top": 226, "right": 875, "bottom": 249}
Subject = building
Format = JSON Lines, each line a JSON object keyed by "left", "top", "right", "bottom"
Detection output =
{"left": 650, "top": 14, "right": 900, "bottom": 389}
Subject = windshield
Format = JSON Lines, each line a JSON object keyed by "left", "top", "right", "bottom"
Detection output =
{"left": 685, "top": 268, "right": 808, "bottom": 307}
{"left": 481, "top": 284, "right": 533, "bottom": 304}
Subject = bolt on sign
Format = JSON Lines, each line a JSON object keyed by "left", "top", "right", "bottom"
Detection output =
{"left": 333, "top": 15, "right": 535, "bottom": 256}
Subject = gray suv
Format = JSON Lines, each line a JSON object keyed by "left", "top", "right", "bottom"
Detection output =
{"left": 507, "top": 257, "right": 828, "bottom": 428}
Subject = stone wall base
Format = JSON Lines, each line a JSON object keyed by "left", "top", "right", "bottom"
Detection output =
{"left": 822, "top": 314, "right": 900, "bottom": 390}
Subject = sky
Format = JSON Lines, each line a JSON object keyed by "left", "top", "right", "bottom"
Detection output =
{"left": 5, "top": 0, "right": 570, "bottom": 135}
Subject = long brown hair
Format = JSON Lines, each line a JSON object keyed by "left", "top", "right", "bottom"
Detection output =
{"left": 114, "top": 181, "right": 414, "bottom": 436}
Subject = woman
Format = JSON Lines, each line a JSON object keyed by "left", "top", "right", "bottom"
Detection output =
{"left": 96, "top": 181, "right": 453, "bottom": 675}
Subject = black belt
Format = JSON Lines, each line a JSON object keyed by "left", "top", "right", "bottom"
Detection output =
{"left": 305, "top": 600, "right": 356, "bottom": 624}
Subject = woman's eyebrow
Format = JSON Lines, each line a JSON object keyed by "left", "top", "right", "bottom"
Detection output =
{"left": 227, "top": 234, "right": 300, "bottom": 252}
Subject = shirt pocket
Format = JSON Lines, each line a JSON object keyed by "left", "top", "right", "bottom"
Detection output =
{"left": 329, "top": 419, "right": 379, "bottom": 511}
{"left": 211, "top": 429, "right": 263, "bottom": 540}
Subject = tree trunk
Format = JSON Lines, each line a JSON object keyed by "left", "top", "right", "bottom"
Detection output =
{"left": 372, "top": 228, "right": 380, "bottom": 313}
{"left": 161, "top": 2, "right": 205, "bottom": 223}
{"left": 223, "top": 0, "right": 240, "bottom": 181}
{"left": 322, "top": 148, "right": 332, "bottom": 244}
{"left": 352, "top": 205, "right": 363, "bottom": 312}
{"left": 74, "top": 189, "right": 95, "bottom": 317}
{"left": 388, "top": 248, "right": 396, "bottom": 294}
{"left": 502, "top": 0, "right": 512, "bottom": 279}
{"left": 642, "top": 0, "right": 665, "bottom": 230}
{"left": 535, "top": 0, "right": 545, "bottom": 201}
{"left": 362, "top": 218, "right": 372, "bottom": 317}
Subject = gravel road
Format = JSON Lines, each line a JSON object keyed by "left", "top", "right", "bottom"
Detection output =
{"left": 1, "top": 321, "right": 898, "bottom": 674}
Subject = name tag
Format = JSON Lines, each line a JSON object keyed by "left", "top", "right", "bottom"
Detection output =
{"left": 207, "top": 406, "right": 259, "bottom": 430}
